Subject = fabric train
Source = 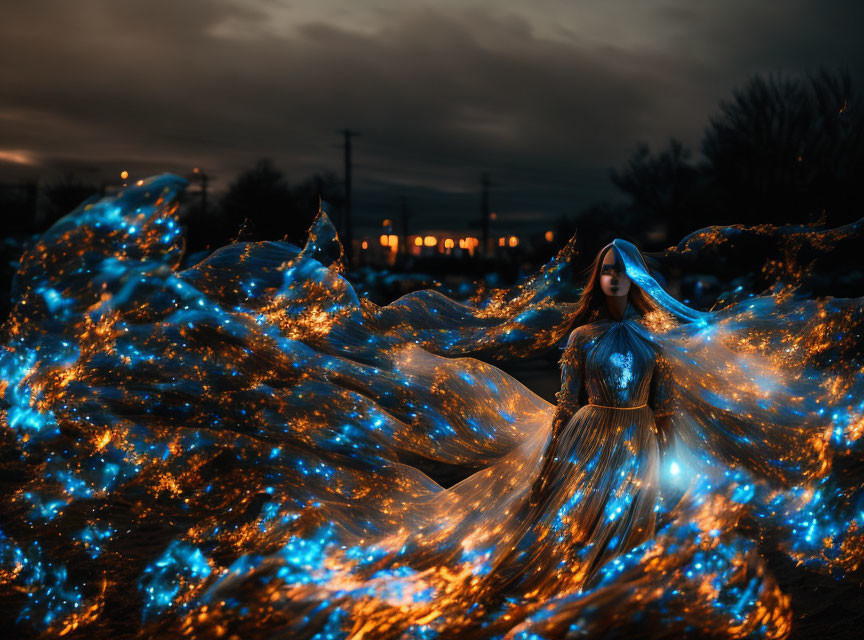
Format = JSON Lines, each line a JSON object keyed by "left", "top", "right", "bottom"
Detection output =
{"left": 1, "top": 174, "right": 863, "bottom": 639}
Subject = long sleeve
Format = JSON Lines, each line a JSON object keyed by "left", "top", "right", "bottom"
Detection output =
{"left": 529, "top": 328, "right": 585, "bottom": 508}
{"left": 649, "top": 353, "right": 675, "bottom": 418}
{"left": 649, "top": 351, "right": 676, "bottom": 447}
{"left": 552, "top": 328, "right": 585, "bottom": 437}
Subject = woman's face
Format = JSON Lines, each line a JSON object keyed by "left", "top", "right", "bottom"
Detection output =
{"left": 599, "top": 248, "right": 630, "bottom": 297}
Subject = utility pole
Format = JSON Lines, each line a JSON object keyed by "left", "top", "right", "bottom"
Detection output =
{"left": 193, "top": 167, "right": 208, "bottom": 218}
{"left": 201, "top": 172, "right": 208, "bottom": 218}
{"left": 341, "top": 129, "right": 357, "bottom": 268}
{"left": 400, "top": 196, "right": 410, "bottom": 258}
{"left": 480, "top": 173, "right": 490, "bottom": 258}
{"left": 314, "top": 175, "right": 324, "bottom": 206}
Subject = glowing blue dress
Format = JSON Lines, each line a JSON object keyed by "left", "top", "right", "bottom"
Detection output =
{"left": 1, "top": 175, "right": 862, "bottom": 639}
{"left": 539, "top": 308, "right": 671, "bottom": 569}
{"left": 469, "top": 305, "right": 674, "bottom": 600}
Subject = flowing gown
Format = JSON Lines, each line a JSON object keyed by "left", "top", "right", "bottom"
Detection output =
{"left": 2, "top": 175, "right": 864, "bottom": 639}
{"left": 513, "top": 305, "right": 674, "bottom": 592}
{"left": 345, "top": 306, "right": 673, "bottom": 601}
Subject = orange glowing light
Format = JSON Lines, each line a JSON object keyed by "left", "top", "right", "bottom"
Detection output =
{"left": 414, "top": 236, "right": 423, "bottom": 247}
{"left": 545, "top": 230, "right": 554, "bottom": 242}
{"left": 361, "top": 241, "right": 368, "bottom": 250}
{"left": 0, "top": 149, "right": 37, "bottom": 165}
{"left": 498, "top": 237, "right": 506, "bottom": 247}
{"left": 387, "top": 235, "right": 399, "bottom": 250}
{"left": 382, "top": 219, "right": 392, "bottom": 227}
{"left": 379, "top": 234, "right": 389, "bottom": 247}
{"left": 508, "top": 236, "right": 518, "bottom": 247}
{"left": 120, "top": 170, "right": 129, "bottom": 180}
{"left": 423, "top": 236, "right": 437, "bottom": 247}
{"left": 444, "top": 239, "right": 455, "bottom": 249}
{"left": 96, "top": 430, "right": 112, "bottom": 451}
{"left": 136, "top": 180, "right": 144, "bottom": 186}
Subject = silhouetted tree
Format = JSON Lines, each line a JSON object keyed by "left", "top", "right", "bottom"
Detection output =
{"left": 290, "top": 171, "right": 345, "bottom": 234}
{"left": 219, "top": 159, "right": 296, "bottom": 242}
{"left": 0, "top": 181, "right": 39, "bottom": 234}
{"left": 0, "top": 180, "right": 40, "bottom": 320}
{"left": 607, "top": 69, "right": 864, "bottom": 236}
{"left": 43, "top": 174, "right": 102, "bottom": 226}
{"left": 571, "top": 201, "right": 644, "bottom": 263}
{"left": 610, "top": 138, "right": 704, "bottom": 241}
{"left": 702, "top": 69, "right": 864, "bottom": 225}
{"left": 216, "top": 160, "right": 343, "bottom": 248}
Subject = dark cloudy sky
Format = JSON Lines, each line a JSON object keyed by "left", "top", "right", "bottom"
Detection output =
{"left": 2, "top": 0, "right": 863, "bottom": 235}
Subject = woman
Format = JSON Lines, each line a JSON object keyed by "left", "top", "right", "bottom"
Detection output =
{"left": 504, "top": 241, "right": 677, "bottom": 596}
{"left": 0, "top": 176, "right": 860, "bottom": 639}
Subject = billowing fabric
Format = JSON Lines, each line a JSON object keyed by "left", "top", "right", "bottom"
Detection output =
{"left": 0, "top": 174, "right": 863, "bottom": 639}
{"left": 511, "top": 309, "right": 668, "bottom": 594}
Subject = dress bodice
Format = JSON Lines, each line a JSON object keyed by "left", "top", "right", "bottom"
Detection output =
{"left": 583, "top": 321, "right": 656, "bottom": 407}
{"left": 556, "top": 305, "right": 675, "bottom": 414}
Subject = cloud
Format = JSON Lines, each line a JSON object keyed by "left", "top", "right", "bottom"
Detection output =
{"left": 0, "top": 0, "right": 862, "bottom": 233}
{"left": 0, "top": 149, "right": 39, "bottom": 166}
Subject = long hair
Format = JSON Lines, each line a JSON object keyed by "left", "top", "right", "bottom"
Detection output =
{"left": 567, "top": 244, "right": 658, "bottom": 331}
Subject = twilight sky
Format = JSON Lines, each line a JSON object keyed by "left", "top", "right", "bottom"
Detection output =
{"left": 1, "top": 0, "right": 862, "bottom": 235}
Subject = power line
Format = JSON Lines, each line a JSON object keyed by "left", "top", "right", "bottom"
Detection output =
{"left": 400, "top": 196, "right": 410, "bottom": 256}
{"left": 340, "top": 128, "right": 358, "bottom": 267}
{"left": 481, "top": 173, "right": 490, "bottom": 257}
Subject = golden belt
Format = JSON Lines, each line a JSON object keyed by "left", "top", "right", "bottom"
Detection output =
{"left": 586, "top": 403, "right": 648, "bottom": 411}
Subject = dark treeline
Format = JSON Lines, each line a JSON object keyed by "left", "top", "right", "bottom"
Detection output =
{"left": 0, "top": 161, "right": 344, "bottom": 255}
{"left": 0, "top": 162, "right": 345, "bottom": 318}
{"left": 1, "top": 69, "right": 862, "bottom": 314}
{"left": 183, "top": 160, "right": 345, "bottom": 258}
{"left": 559, "top": 69, "right": 864, "bottom": 264}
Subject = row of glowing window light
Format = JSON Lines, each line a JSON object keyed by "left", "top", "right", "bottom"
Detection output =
{"left": 115, "top": 172, "right": 555, "bottom": 253}
{"left": 364, "top": 229, "right": 556, "bottom": 253}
